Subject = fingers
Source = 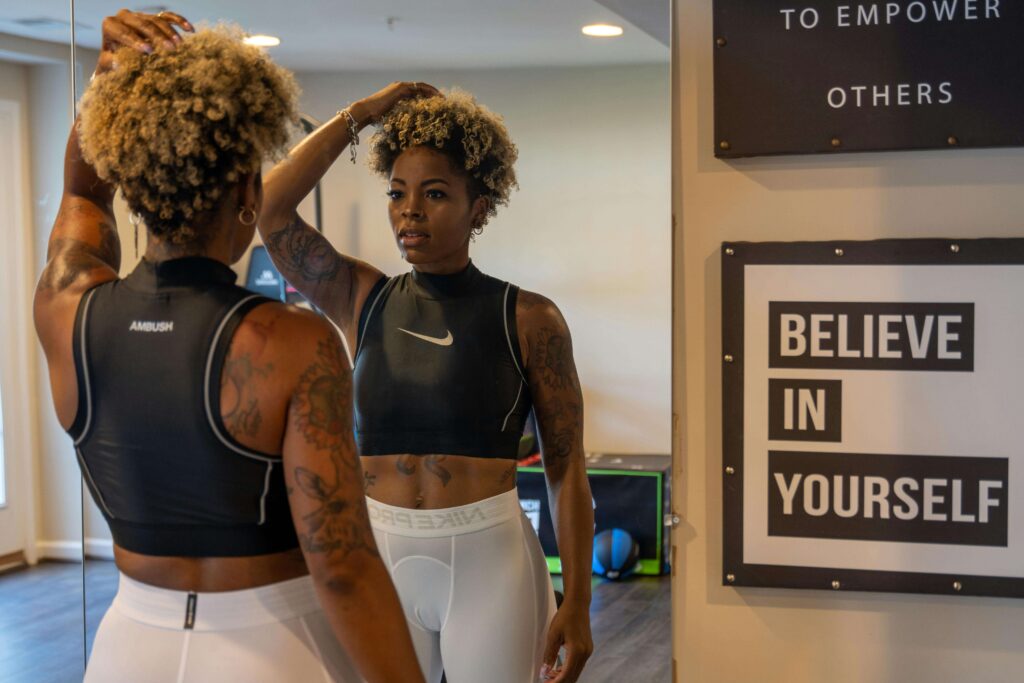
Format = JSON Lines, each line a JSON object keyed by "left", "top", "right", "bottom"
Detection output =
{"left": 155, "top": 11, "right": 195, "bottom": 33}
{"left": 546, "top": 645, "right": 591, "bottom": 683}
{"left": 104, "top": 9, "right": 194, "bottom": 56}
{"left": 407, "top": 81, "right": 441, "bottom": 98}
{"left": 103, "top": 14, "right": 153, "bottom": 54}
{"left": 145, "top": 13, "right": 185, "bottom": 46}
{"left": 122, "top": 13, "right": 177, "bottom": 50}
{"left": 391, "top": 81, "right": 441, "bottom": 99}
{"left": 541, "top": 630, "right": 563, "bottom": 672}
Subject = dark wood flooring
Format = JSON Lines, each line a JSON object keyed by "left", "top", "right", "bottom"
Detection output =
{"left": 0, "top": 561, "right": 670, "bottom": 682}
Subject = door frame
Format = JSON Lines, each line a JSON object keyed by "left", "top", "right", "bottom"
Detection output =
{"left": 0, "top": 97, "right": 41, "bottom": 564}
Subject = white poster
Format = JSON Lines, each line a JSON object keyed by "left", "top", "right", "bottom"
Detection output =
{"left": 722, "top": 240, "right": 1024, "bottom": 597}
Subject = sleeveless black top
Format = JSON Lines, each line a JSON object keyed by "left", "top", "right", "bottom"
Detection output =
{"left": 67, "top": 257, "right": 298, "bottom": 557}
{"left": 353, "top": 261, "right": 531, "bottom": 459}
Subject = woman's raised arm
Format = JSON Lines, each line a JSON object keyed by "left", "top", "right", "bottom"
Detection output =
{"left": 259, "top": 82, "right": 438, "bottom": 332}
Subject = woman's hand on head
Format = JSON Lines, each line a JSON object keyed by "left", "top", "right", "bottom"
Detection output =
{"left": 96, "top": 9, "right": 194, "bottom": 75}
{"left": 351, "top": 81, "right": 441, "bottom": 125}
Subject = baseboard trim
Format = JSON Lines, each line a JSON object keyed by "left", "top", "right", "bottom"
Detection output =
{"left": 85, "top": 537, "right": 114, "bottom": 560}
{"left": 0, "top": 549, "right": 27, "bottom": 574}
{"left": 36, "top": 540, "right": 83, "bottom": 562}
{"left": 36, "top": 538, "right": 116, "bottom": 562}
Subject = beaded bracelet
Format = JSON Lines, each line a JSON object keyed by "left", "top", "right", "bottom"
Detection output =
{"left": 338, "top": 108, "right": 360, "bottom": 164}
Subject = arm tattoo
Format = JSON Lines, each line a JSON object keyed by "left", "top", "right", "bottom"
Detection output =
{"left": 363, "top": 471, "right": 377, "bottom": 493}
{"left": 38, "top": 219, "right": 121, "bottom": 293}
{"left": 517, "top": 290, "right": 543, "bottom": 311}
{"left": 424, "top": 455, "right": 452, "bottom": 487}
{"left": 264, "top": 218, "right": 349, "bottom": 283}
{"left": 534, "top": 328, "right": 575, "bottom": 391}
{"left": 291, "top": 335, "right": 354, "bottom": 450}
{"left": 528, "top": 323, "right": 584, "bottom": 475}
{"left": 534, "top": 399, "right": 582, "bottom": 464}
{"left": 289, "top": 333, "right": 377, "bottom": 558}
{"left": 221, "top": 353, "right": 273, "bottom": 439}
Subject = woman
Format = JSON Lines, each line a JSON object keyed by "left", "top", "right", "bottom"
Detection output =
{"left": 33, "top": 10, "right": 424, "bottom": 682}
{"left": 258, "top": 88, "right": 595, "bottom": 682}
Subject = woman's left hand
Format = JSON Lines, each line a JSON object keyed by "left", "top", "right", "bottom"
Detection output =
{"left": 350, "top": 81, "right": 441, "bottom": 125}
{"left": 540, "top": 602, "right": 593, "bottom": 682}
{"left": 95, "top": 9, "right": 194, "bottom": 75}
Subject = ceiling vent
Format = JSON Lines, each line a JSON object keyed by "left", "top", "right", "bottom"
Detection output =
{"left": 8, "top": 17, "right": 93, "bottom": 30}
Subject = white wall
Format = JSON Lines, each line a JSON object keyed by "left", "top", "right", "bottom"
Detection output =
{"left": 7, "top": 41, "right": 106, "bottom": 557}
{"left": 26, "top": 60, "right": 82, "bottom": 554}
{"left": 291, "top": 64, "right": 672, "bottom": 454}
{"left": 672, "top": 1, "right": 1024, "bottom": 681}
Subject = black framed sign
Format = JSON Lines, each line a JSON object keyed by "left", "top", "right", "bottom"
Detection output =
{"left": 713, "top": 1, "right": 1024, "bottom": 157}
{"left": 722, "top": 238, "right": 1024, "bottom": 597}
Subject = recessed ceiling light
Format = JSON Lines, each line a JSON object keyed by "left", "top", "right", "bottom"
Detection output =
{"left": 582, "top": 24, "right": 624, "bottom": 38}
{"left": 244, "top": 34, "right": 281, "bottom": 47}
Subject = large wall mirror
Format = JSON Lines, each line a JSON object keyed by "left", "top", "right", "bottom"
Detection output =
{"left": 0, "top": 3, "right": 88, "bottom": 681}
{"left": 65, "top": 1, "right": 671, "bottom": 681}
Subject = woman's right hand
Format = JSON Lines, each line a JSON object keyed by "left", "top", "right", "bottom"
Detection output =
{"left": 350, "top": 81, "right": 441, "bottom": 125}
{"left": 96, "top": 9, "right": 194, "bottom": 75}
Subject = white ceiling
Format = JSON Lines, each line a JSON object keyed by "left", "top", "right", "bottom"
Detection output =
{"left": 0, "top": 0, "right": 668, "bottom": 71}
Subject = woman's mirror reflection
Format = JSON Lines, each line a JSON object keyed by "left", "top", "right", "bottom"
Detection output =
{"left": 260, "top": 80, "right": 595, "bottom": 681}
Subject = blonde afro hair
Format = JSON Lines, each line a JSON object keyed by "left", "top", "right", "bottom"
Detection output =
{"left": 367, "top": 90, "right": 518, "bottom": 225}
{"left": 78, "top": 26, "right": 299, "bottom": 245}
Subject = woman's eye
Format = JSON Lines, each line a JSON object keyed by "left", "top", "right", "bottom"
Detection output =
{"left": 426, "top": 190, "right": 446, "bottom": 199}
{"left": 386, "top": 190, "right": 403, "bottom": 200}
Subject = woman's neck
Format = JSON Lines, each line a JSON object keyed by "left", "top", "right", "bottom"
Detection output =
{"left": 143, "top": 226, "right": 235, "bottom": 265}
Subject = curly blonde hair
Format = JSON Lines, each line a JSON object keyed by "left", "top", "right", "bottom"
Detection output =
{"left": 78, "top": 26, "right": 299, "bottom": 245}
{"left": 367, "top": 90, "right": 518, "bottom": 226}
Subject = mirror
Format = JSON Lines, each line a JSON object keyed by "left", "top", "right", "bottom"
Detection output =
{"left": 71, "top": 1, "right": 670, "bottom": 680}
{"left": 0, "top": 4, "right": 87, "bottom": 682}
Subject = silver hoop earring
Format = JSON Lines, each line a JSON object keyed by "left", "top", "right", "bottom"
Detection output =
{"left": 238, "top": 207, "right": 257, "bottom": 226}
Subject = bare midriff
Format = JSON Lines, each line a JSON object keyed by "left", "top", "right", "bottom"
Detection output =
{"left": 360, "top": 453, "right": 519, "bottom": 509}
{"left": 113, "top": 546, "right": 309, "bottom": 592}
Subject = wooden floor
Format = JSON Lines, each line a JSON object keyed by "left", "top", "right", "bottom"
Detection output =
{"left": 0, "top": 561, "right": 670, "bottom": 682}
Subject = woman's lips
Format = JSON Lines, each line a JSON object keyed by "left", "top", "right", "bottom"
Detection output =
{"left": 398, "top": 230, "right": 430, "bottom": 248}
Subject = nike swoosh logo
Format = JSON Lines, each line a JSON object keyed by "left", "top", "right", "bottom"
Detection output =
{"left": 397, "top": 328, "right": 454, "bottom": 346}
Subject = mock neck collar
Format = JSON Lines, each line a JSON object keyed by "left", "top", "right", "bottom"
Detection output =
{"left": 127, "top": 257, "right": 238, "bottom": 291}
{"left": 410, "top": 260, "right": 482, "bottom": 298}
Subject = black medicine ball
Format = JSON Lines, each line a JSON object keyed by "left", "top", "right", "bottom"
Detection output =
{"left": 592, "top": 528, "right": 639, "bottom": 580}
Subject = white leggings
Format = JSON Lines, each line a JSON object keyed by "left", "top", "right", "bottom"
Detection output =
{"left": 84, "top": 573, "right": 360, "bottom": 682}
{"left": 368, "top": 489, "right": 556, "bottom": 683}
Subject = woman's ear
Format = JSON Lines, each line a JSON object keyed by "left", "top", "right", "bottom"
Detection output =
{"left": 471, "top": 195, "right": 490, "bottom": 230}
{"left": 237, "top": 171, "right": 263, "bottom": 214}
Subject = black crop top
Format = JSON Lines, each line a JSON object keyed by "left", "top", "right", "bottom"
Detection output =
{"left": 353, "top": 261, "right": 531, "bottom": 459}
{"left": 67, "top": 257, "right": 298, "bottom": 557}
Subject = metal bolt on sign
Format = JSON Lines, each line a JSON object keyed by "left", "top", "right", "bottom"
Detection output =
{"left": 725, "top": 466, "right": 736, "bottom": 475}
{"left": 831, "top": 580, "right": 841, "bottom": 590}
{"left": 724, "top": 354, "right": 735, "bottom": 363}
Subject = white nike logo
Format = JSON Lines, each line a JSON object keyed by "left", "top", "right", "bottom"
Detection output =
{"left": 398, "top": 328, "right": 454, "bottom": 346}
